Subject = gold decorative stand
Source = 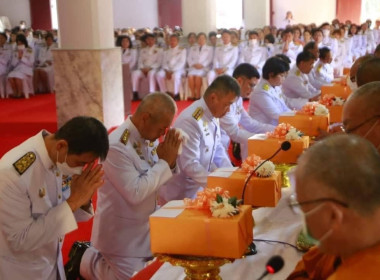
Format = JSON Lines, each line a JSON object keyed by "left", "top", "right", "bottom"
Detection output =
{"left": 275, "top": 163, "right": 296, "bottom": 188}
{"left": 156, "top": 254, "right": 234, "bottom": 280}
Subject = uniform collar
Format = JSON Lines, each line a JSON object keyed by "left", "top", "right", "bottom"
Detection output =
{"left": 125, "top": 116, "right": 147, "bottom": 144}
{"left": 197, "top": 97, "right": 215, "bottom": 121}
{"left": 35, "top": 130, "right": 56, "bottom": 171}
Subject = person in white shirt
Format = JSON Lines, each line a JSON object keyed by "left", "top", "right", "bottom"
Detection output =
{"left": 282, "top": 51, "right": 321, "bottom": 110}
{"left": 239, "top": 30, "right": 268, "bottom": 74}
{"left": 0, "top": 116, "right": 109, "bottom": 280}
{"left": 156, "top": 34, "right": 186, "bottom": 100}
{"left": 274, "top": 29, "right": 302, "bottom": 68}
{"left": 220, "top": 63, "right": 275, "bottom": 160}
{"left": 264, "top": 33, "right": 276, "bottom": 57}
{"left": 248, "top": 56, "right": 291, "bottom": 125}
{"left": 187, "top": 32, "right": 213, "bottom": 100}
{"left": 207, "top": 29, "right": 239, "bottom": 85}
{"left": 159, "top": 75, "right": 240, "bottom": 203}
{"left": 280, "top": 11, "right": 294, "bottom": 29}
{"left": 314, "top": 47, "right": 334, "bottom": 85}
{"left": 0, "top": 32, "right": 11, "bottom": 98}
{"left": 33, "top": 33, "right": 57, "bottom": 93}
{"left": 77, "top": 93, "right": 181, "bottom": 280}
{"left": 303, "top": 41, "right": 325, "bottom": 90}
{"left": 7, "top": 33, "right": 34, "bottom": 98}
{"left": 131, "top": 34, "right": 163, "bottom": 98}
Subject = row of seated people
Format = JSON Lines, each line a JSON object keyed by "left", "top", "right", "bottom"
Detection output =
{"left": 0, "top": 31, "right": 56, "bottom": 98}
{"left": 119, "top": 24, "right": 380, "bottom": 101}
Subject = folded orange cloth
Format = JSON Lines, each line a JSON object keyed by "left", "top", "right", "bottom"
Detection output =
{"left": 207, "top": 167, "right": 282, "bottom": 207}
{"left": 247, "top": 134, "right": 309, "bottom": 164}
{"left": 149, "top": 200, "right": 253, "bottom": 259}
{"left": 279, "top": 113, "right": 329, "bottom": 137}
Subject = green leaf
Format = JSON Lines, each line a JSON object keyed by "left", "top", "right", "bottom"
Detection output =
{"left": 228, "top": 197, "right": 237, "bottom": 207}
{"left": 216, "top": 194, "right": 223, "bottom": 203}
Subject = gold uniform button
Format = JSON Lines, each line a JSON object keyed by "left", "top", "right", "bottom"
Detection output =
{"left": 58, "top": 194, "right": 62, "bottom": 199}
{"left": 55, "top": 171, "right": 60, "bottom": 177}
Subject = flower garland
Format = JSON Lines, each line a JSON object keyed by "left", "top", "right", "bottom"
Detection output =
{"left": 241, "top": 154, "right": 275, "bottom": 178}
{"left": 319, "top": 94, "right": 345, "bottom": 106}
{"left": 297, "top": 102, "right": 329, "bottom": 116}
{"left": 184, "top": 187, "right": 240, "bottom": 218}
{"left": 266, "top": 123, "right": 303, "bottom": 140}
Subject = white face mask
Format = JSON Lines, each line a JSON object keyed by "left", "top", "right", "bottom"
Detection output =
{"left": 300, "top": 203, "right": 333, "bottom": 247}
{"left": 322, "top": 29, "right": 330, "bottom": 37}
{"left": 249, "top": 39, "right": 258, "bottom": 47}
{"left": 56, "top": 151, "right": 83, "bottom": 176}
{"left": 17, "top": 45, "right": 25, "bottom": 50}
{"left": 347, "top": 76, "right": 357, "bottom": 91}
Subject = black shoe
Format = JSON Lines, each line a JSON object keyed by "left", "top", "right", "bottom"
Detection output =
{"left": 132, "top": 91, "right": 139, "bottom": 101}
{"left": 173, "top": 94, "right": 181, "bottom": 101}
{"left": 65, "top": 241, "right": 90, "bottom": 280}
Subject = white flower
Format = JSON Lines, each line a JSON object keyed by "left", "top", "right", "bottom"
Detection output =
{"left": 332, "top": 97, "right": 345, "bottom": 106}
{"left": 255, "top": 161, "right": 275, "bottom": 177}
{"left": 285, "top": 127, "right": 302, "bottom": 140}
{"left": 314, "top": 104, "right": 329, "bottom": 116}
{"left": 210, "top": 198, "right": 238, "bottom": 218}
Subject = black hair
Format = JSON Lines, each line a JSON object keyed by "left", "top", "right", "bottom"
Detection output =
{"left": 319, "top": 47, "right": 331, "bottom": 60}
{"left": 296, "top": 51, "right": 315, "bottom": 65}
{"left": 204, "top": 75, "right": 240, "bottom": 98}
{"left": 115, "top": 35, "right": 132, "bottom": 48}
{"left": 248, "top": 30, "right": 259, "bottom": 37}
{"left": 275, "top": 54, "right": 291, "bottom": 65}
{"left": 208, "top": 31, "right": 217, "bottom": 38}
{"left": 45, "top": 32, "right": 54, "bottom": 41}
{"left": 264, "top": 34, "right": 275, "bottom": 44}
{"left": 54, "top": 116, "right": 109, "bottom": 160}
{"left": 0, "top": 32, "right": 7, "bottom": 41}
{"left": 262, "top": 57, "right": 288, "bottom": 80}
{"left": 233, "top": 63, "right": 260, "bottom": 80}
{"left": 304, "top": 41, "right": 317, "bottom": 53}
{"left": 311, "top": 28, "right": 323, "bottom": 37}
{"left": 16, "top": 33, "right": 28, "bottom": 48}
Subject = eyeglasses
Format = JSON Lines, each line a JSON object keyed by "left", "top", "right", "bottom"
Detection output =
{"left": 288, "top": 194, "right": 349, "bottom": 215}
{"left": 342, "top": 115, "right": 380, "bottom": 134}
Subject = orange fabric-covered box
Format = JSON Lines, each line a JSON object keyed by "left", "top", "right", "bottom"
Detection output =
{"left": 279, "top": 113, "right": 329, "bottom": 137}
{"left": 327, "top": 105, "right": 343, "bottom": 123}
{"left": 207, "top": 167, "right": 282, "bottom": 207}
{"left": 321, "top": 84, "right": 351, "bottom": 99}
{"left": 149, "top": 200, "right": 253, "bottom": 259}
{"left": 247, "top": 134, "right": 309, "bottom": 164}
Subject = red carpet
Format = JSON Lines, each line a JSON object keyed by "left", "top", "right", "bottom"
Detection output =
{"left": 0, "top": 94, "right": 193, "bottom": 264}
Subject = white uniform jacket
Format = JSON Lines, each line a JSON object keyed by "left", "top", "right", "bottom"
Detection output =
{"left": 91, "top": 117, "right": 174, "bottom": 258}
{"left": 212, "top": 43, "right": 239, "bottom": 72}
{"left": 248, "top": 79, "right": 291, "bottom": 125}
{"left": 187, "top": 44, "right": 213, "bottom": 76}
{"left": 137, "top": 45, "right": 163, "bottom": 70}
{"left": 159, "top": 98, "right": 232, "bottom": 202}
{"left": 0, "top": 131, "right": 93, "bottom": 280}
{"left": 0, "top": 46, "right": 11, "bottom": 75}
{"left": 121, "top": 48, "right": 138, "bottom": 70}
{"left": 161, "top": 45, "right": 186, "bottom": 73}
{"left": 9, "top": 47, "right": 35, "bottom": 76}
{"left": 282, "top": 66, "right": 320, "bottom": 110}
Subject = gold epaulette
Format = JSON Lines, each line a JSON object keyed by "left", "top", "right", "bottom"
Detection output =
{"left": 262, "top": 83, "right": 270, "bottom": 91}
{"left": 27, "top": 48, "right": 32, "bottom": 53}
{"left": 296, "top": 69, "right": 301, "bottom": 76}
{"left": 13, "top": 152, "right": 36, "bottom": 175}
{"left": 192, "top": 107, "right": 204, "bottom": 121}
{"left": 120, "top": 129, "right": 130, "bottom": 145}
{"left": 317, "top": 65, "right": 322, "bottom": 73}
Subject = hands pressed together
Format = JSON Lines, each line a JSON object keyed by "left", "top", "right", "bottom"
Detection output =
{"left": 157, "top": 128, "right": 182, "bottom": 169}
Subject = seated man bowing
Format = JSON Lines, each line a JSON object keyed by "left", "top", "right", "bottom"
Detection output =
{"left": 159, "top": 75, "right": 240, "bottom": 203}
{"left": 68, "top": 93, "right": 181, "bottom": 280}
{"left": 287, "top": 134, "right": 380, "bottom": 279}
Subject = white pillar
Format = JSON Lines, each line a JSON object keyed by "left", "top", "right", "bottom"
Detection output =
{"left": 243, "top": 0, "right": 270, "bottom": 30}
{"left": 182, "top": 0, "right": 217, "bottom": 34}
{"left": 53, "top": 0, "right": 125, "bottom": 129}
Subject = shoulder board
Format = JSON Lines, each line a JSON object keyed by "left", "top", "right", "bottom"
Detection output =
{"left": 13, "top": 152, "right": 36, "bottom": 175}
{"left": 27, "top": 48, "right": 32, "bottom": 53}
{"left": 296, "top": 70, "right": 301, "bottom": 76}
{"left": 120, "top": 129, "right": 130, "bottom": 145}
{"left": 317, "top": 65, "right": 322, "bottom": 72}
{"left": 192, "top": 107, "right": 204, "bottom": 121}
{"left": 262, "top": 83, "right": 270, "bottom": 91}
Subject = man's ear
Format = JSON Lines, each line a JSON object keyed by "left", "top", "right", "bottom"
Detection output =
{"left": 330, "top": 204, "right": 344, "bottom": 230}
{"left": 56, "top": 139, "right": 68, "bottom": 151}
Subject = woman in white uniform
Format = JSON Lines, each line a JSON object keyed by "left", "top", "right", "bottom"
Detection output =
{"left": 33, "top": 33, "right": 56, "bottom": 93}
{"left": 248, "top": 56, "right": 291, "bottom": 125}
{"left": 7, "top": 33, "right": 34, "bottom": 98}
{"left": 0, "top": 32, "right": 11, "bottom": 98}
{"left": 187, "top": 32, "right": 213, "bottom": 100}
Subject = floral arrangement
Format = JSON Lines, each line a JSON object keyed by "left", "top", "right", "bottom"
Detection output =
{"left": 184, "top": 187, "right": 240, "bottom": 218}
{"left": 241, "top": 154, "right": 275, "bottom": 178}
{"left": 319, "top": 94, "right": 345, "bottom": 106}
{"left": 266, "top": 123, "right": 303, "bottom": 140}
{"left": 297, "top": 102, "right": 329, "bottom": 116}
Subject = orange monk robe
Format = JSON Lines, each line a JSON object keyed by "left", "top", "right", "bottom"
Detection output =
{"left": 287, "top": 243, "right": 380, "bottom": 279}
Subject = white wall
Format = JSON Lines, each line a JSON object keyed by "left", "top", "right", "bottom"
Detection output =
{"left": 182, "top": 0, "right": 217, "bottom": 34}
{"left": 273, "top": 0, "right": 336, "bottom": 27}
{"left": 113, "top": 0, "right": 158, "bottom": 29}
{"left": 244, "top": 0, "right": 270, "bottom": 29}
{"left": 0, "top": 0, "right": 30, "bottom": 29}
